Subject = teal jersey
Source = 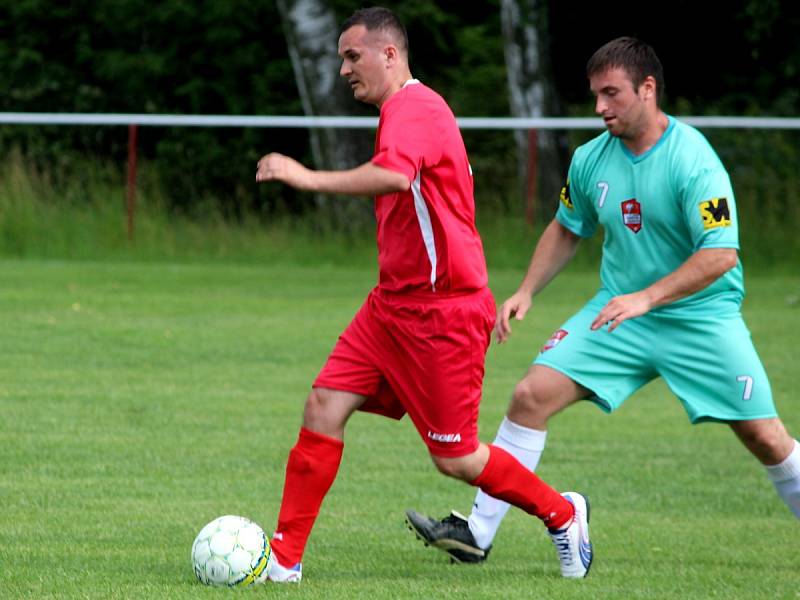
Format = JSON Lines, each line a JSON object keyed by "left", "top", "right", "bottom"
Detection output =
{"left": 557, "top": 116, "right": 744, "bottom": 315}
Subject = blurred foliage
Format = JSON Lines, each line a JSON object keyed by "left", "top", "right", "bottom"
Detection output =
{"left": 0, "top": 0, "right": 797, "bottom": 228}
{"left": 0, "top": 0, "right": 305, "bottom": 216}
{"left": 709, "top": 128, "right": 800, "bottom": 266}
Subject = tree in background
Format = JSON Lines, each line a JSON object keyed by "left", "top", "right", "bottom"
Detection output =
{"left": 0, "top": 0, "right": 305, "bottom": 217}
{"left": 500, "top": 0, "right": 569, "bottom": 224}
{"left": 0, "top": 0, "right": 796, "bottom": 229}
{"left": 276, "top": 0, "right": 374, "bottom": 230}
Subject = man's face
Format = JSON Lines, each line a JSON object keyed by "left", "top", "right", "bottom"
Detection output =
{"left": 589, "top": 67, "right": 652, "bottom": 140}
{"left": 338, "top": 24, "right": 390, "bottom": 106}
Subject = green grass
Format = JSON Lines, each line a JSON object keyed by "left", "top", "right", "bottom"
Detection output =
{"left": 0, "top": 259, "right": 798, "bottom": 599}
{"left": 0, "top": 154, "right": 379, "bottom": 266}
{"left": 1, "top": 151, "right": 799, "bottom": 273}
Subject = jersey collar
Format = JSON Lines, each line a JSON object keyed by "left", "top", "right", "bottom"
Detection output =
{"left": 620, "top": 115, "right": 676, "bottom": 163}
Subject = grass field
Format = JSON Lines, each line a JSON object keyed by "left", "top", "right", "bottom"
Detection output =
{"left": 1, "top": 259, "right": 798, "bottom": 599}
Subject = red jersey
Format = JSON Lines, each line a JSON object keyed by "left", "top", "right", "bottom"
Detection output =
{"left": 371, "top": 81, "right": 488, "bottom": 294}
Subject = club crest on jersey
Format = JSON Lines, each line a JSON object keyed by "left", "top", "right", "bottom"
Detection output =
{"left": 541, "top": 329, "right": 568, "bottom": 353}
{"left": 621, "top": 198, "right": 642, "bottom": 233}
{"left": 699, "top": 197, "right": 731, "bottom": 229}
{"left": 559, "top": 179, "right": 573, "bottom": 210}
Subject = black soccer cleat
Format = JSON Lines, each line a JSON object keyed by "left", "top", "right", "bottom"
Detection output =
{"left": 405, "top": 509, "right": 491, "bottom": 564}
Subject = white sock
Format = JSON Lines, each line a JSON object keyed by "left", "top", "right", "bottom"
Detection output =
{"left": 468, "top": 417, "right": 547, "bottom": 549}
{"left": 765, "top": 439, "right": 800, "bottom": 518}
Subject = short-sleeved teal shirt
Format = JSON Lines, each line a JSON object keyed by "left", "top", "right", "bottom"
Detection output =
{"left": 557, "top": 117, "right": 744, "bottom": 315}
{"left": 535, "top": 117, "right": 776, "bottom": 422}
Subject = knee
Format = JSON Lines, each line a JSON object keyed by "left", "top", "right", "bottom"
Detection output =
{"left": 430, "top": 452, "right": 482, "bottom": 482}
{"left": 430, "top": 455, "right": 461, "bottom": 479}
{"left": 302, "top": 388, "right": 343, "bottom": 434}
{"left": 510, "top": 377, "right": 547, "bottom": 412}
{"left": 430, "top": 455, "right": 469, "bottom": 480}
{"left": 303, "top": 388, "right": 327, "bottom": 423}
{"left": 734, "top": 420, "right": 793, "bottom": 464}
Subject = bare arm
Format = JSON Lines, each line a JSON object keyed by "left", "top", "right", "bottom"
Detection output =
{"left": 591, "top": 247, "right": 738, "bottom": 331}
{"left": 256, "top": 153, "right": 410, "bottom": 196}
{"left": 496, "top": 219, "right": 582, "bottom": 343}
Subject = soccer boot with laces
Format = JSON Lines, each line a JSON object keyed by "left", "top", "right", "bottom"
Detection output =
{"left": 547, "top": 491, "right": 592, "bottom": 578}
{"left": 266, "top": 557, "right": 302, "bottom": 583}
{"left": 405, "top": 509, "right": 491, "bottom": 564}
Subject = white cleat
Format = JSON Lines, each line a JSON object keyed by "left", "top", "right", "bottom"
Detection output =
{"left": 267, "top": 557, "right": 302, "bottom": 583}
{"left": 547, "top": 491, "right": 593, "bottom": 578}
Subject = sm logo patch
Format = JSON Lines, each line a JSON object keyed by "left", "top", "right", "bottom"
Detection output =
{"left": 699, "top": 198, "right": 731, "bottom": 229}
{"left": 559, "top": 180, "right": 573, "bottom": 210}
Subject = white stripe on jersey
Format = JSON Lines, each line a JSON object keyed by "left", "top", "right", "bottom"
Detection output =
{"left": 411, "top": 172, "right": 437, "bottom": 291}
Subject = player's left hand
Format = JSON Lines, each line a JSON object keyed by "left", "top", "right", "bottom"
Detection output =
{"left": 256, "top": 152, "right": 312, "bottom": 189}
{"left": 591, "top": 291, "right": 652, "bottom": 332}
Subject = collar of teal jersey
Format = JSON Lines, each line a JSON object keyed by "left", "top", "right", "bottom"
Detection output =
{"left": 619, "top": 115, "right": 675, "bottom": 163}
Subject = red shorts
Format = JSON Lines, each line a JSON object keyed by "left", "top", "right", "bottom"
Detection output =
{"left": 314, "top": 287, "right": 495, "bottom": 457}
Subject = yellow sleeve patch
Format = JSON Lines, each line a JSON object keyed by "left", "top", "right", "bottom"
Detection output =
{"left": 699, "top": 197, "right": 731, "bottom": 229}
{"left": 559, "top": 179, "right": 573, "bottom": 210}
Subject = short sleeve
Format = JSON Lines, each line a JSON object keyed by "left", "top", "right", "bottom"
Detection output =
{"left": 555, "top": 155, "right": 598, "bottom": 238}
{"left": 372, "top": 101, "right": 441, "bottom": 183}
{"left": 682, "top": 166, "right": 739, "bottom": 251}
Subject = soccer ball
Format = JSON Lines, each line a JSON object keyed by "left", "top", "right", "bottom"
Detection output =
{"left": 191, "top": 515, "right": 273, "bottom": 587}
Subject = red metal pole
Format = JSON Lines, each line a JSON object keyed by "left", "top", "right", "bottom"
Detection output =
{"left": 126, "top": 124, "right": 138, "bottom": 241}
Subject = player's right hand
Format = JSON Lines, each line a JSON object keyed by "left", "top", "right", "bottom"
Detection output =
{"left": 256, "top": 152, "right": 311, "bottom": 190}
{"left": 495, "top": 291, "right": 532, "bottom": 344}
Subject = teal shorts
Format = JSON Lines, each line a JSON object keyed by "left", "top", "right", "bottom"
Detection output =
{"left": 534, "top": 291, "right": 776, "bottom": 423}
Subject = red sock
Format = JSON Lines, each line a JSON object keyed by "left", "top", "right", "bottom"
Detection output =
{"left": 271, "top": 427, "right": 344, "bottom": 566}
{"left": 470, "top": 444, "right": 574, "bottom": 529}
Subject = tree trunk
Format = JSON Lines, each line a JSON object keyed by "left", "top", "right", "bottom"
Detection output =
{"left": 500, "top": 0, "right": 569, "bottom": 225}
{"left": 276, "top": 0, "right": 374, "bottom": 231}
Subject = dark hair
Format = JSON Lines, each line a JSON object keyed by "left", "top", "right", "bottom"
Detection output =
{"left": 340, "top": 7, "right": 408, "bottom": 54}
{"left": 586, "top": 37, "right": 665, "bottom": 105}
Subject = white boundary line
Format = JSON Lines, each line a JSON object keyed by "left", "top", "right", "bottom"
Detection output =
{"left": 0, "top": 113, "right": 799, "bottom": 129}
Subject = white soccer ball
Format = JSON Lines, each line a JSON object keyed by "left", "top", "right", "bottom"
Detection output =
{"left": 191, "top": 515, "right": 273, "bottom": 587}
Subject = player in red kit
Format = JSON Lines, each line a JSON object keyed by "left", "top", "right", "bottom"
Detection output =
{"left": 255, "top": 7, "right": 592, "bottom": 581}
